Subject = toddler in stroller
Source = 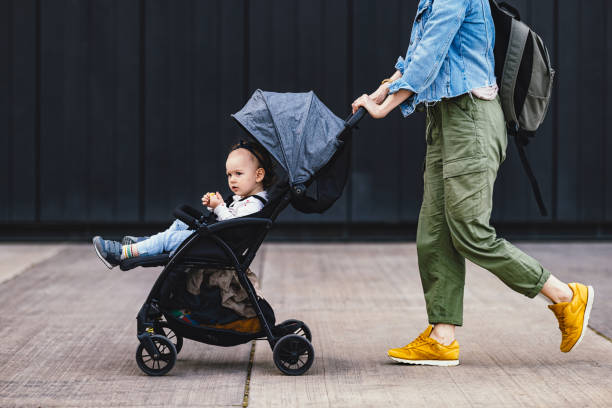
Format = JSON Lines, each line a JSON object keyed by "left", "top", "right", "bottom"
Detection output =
{"left": 92, "top": 141, "right": 274, "bottom": 268}
{"left": 93, "top": 90, "right": 365, "bottom": 377}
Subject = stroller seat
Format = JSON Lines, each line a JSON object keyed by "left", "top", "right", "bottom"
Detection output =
{"left": 118, "top": 194, "right": 274, "bottom": 272}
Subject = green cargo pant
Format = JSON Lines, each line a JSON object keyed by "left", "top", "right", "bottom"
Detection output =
{"left": 416, "top": 93, "right": 550, "bottom": 326}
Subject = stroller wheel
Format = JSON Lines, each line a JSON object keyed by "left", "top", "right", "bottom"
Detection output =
{"left": 154, "top": 321, "right": 184, "bottom": 354}
{"left": 278, "top": 319, "right": 312, "bottom": 342}
{"left": 273, "top": 334, "right": 314, "bottom": 376}
{"left": 135, "top": 335, "right": 177, "bottom": 376}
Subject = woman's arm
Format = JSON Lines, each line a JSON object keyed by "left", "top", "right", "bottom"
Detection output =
{"left": 353, "top": 69, "right": 407, "bottom": 117}
{"left": 353, "top": 0, "right": 468, "bottom": 119}
{"left": 389, "top": 70, "right": 402, "bottom": 82}
{"left": 352, "top": 88, "right": 413, "bottom": 119}
{"left": 389, "top": 0, "right": 468, "bottom": 96}
{"left": 369, "top": 70, "right": 403, "bottom": 104}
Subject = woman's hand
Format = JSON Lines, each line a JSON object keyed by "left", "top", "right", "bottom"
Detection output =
{"left": 352, "top": 94, "right": 385, "bottom": 118}
{"left": 351, "top": 88, "right": 414, "bottom": 120}
{"left": 369, "top": 84, "right": 390, "bottom": 105}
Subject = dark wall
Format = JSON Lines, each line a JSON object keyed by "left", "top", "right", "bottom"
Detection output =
{"left": 1, "top": 0, "right": 611, "bottom": 237}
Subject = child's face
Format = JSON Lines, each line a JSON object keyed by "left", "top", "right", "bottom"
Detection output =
{"left": 225, "top": 149, "right": 265, "bottom": 196}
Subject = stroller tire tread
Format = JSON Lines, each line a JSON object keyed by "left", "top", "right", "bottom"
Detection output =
{"left": 273, "top": 334, "right": 315, "bottom": 376}
{"left": 135, "top": 335, "right": 177, "bottom": 376}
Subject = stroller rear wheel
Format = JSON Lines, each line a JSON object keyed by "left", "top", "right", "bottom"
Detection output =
{"left": 135, "top": 335, "right": 177, "bottom": 376}
{"left": 273, "top": 334, "right": 314, "bottom": 376}
{"left": 278, "top": 319, "right": 312, "bottom": 342}
{"left": 154, "top": 321, "right": 184, "bottom": 353}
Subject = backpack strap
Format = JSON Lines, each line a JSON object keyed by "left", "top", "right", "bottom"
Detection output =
{"left": 500, "top": 19, "right": 530, "bottom": 125}
{"left": 509, "top": 126, "right": 548, "bottom": 216}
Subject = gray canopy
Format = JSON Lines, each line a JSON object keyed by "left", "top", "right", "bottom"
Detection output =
{"left": 231, "top": 90, "right": 345, "bottom": 186}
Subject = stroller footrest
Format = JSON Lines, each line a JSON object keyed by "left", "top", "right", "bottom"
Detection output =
{"left": 120, "top": 254, "right": 170, "bottom": 271}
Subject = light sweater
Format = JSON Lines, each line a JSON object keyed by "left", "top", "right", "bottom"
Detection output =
{"left": 211, "top": 191, "right": 268, "bottom": 221}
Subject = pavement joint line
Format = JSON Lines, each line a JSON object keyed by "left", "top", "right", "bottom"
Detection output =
{"left": 242, "top": 245, "right": 267, "bottom": 407}
{"left": 242, "top": 340, "right": 257, "bottom": 408}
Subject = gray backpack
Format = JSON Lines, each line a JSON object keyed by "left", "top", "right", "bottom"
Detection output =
{"left": 489, "top": 0, "right": 555, "bottom": 216}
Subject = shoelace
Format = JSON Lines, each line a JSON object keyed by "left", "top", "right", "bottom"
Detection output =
{"left": 405, "top": 334, "right": 434, "bottom": 348}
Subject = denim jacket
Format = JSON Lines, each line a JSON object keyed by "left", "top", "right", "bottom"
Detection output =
{"left": 388, "top": 0, "right": 496, "bottom": 117}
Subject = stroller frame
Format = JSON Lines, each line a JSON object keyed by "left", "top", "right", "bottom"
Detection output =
{"left": 126, "top": 105, "right": 367, "bottom": 376}
{"left": 129, "top": 187, "right": 314, "bottom": 376}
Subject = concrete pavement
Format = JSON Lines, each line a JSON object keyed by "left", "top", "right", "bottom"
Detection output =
{"left": 1, "top": 242, "right": 611, "bottom": 407}
{"left": 0, "top": 243, "right": 67, "bottom": 285}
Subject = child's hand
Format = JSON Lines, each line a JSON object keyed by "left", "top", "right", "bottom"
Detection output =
{"left": 208, "top": 192, "right": 225, "bottom": 209}
{"left": 201, "top": 192, "right": 212, "bottom": 207}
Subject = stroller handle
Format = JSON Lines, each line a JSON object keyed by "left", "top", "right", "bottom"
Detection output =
{"left": 344, "top": 107, "right": 367, "bottom": 129}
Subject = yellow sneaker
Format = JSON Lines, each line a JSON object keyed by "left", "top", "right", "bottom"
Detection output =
{"left": 387, "top": 325, "right": 459, "bottom": 366}
{"left": 548, "top": 282, "right": 594, "bottom": 352}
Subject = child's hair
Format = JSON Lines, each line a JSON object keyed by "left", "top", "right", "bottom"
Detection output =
{"left": 230, "top": 140, "right": 276, "bottom": 189}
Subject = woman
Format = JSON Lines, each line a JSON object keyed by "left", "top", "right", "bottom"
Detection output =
{"left": 351, "top": 0, "right": 593, "bottom": 366}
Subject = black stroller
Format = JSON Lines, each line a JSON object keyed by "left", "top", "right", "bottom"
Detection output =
{"left": 122, "top": 90, "right": 366, "bottom": 376}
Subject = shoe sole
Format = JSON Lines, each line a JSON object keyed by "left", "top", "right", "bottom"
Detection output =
{"left": 92, "top": 237, "right": 114, "bottom": 269}
{"left": 567, "top": 285, "right": 594, "bottom": 352}
{"left": 388, "top": 356, "right": 459, "bottom": 366}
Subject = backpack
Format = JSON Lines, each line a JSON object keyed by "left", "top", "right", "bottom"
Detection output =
{"left": 489, "top": 0, "right": 555, "bottom": 216}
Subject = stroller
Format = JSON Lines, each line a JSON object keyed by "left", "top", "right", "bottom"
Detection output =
{"left": 122, "top": 90, "right": 366, "bottom": 376}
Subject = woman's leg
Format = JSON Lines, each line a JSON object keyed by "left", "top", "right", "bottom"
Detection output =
{"left": 417, "top": 105, "right": 467, "bottom": 329}
{"left": 540, "top": 275, "right": 573, "bottom": 303}
{"left": 387, "top": 105, "right": 466, "bottom": 365}
{"left": 441, "top": 95, "right": 551, "bottom": 299}
{"left": 440, "top": 94, "right": 593, "bottom": 352}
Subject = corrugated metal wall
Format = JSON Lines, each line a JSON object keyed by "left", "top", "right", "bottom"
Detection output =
{"left": 1, "top": 0, "right": 611, "bottom": 236}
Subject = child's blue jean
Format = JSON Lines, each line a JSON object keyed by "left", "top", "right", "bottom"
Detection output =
{"left": 134, "top": 219, "right": 193, "bottom": 256}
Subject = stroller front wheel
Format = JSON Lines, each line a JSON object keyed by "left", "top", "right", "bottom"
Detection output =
{"left": 135, "top": 335, "right": 177, "bottom": 376}
{"left": 273, "top": 334, "right": 314, "bottom": 376}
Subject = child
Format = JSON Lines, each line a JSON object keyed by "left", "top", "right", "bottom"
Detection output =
{"left": 93, "top": 141, "right": 274, "bottom": 269}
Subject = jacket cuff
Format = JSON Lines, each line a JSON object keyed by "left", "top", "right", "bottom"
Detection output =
{"left": 395, "top": 56, "right": 406, "bottom": 75}
{"left": 388, "top": 76, "right": 416, "bottom": 95}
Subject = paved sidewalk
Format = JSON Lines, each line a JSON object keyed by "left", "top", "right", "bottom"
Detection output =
{"left": 0, "top": 244, "right": 258, "bottom": 408}
{"left": 250, "top": 243, "right": 612, "bottom": 407}
{"left": 0, "top": 243, "right": 67, "bottom": 285}
{"left": 0, "top": 243, "right": 611, "bottom": 407}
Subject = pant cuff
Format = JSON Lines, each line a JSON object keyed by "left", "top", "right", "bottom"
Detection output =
{"left": 524, "top": 266, "right": 551, "bottom": 298}
{"left": 428, "top": 318, "right": 463, "bottom": 327}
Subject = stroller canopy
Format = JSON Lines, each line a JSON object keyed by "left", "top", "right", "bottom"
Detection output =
{"left": 231, "top": 90, "right": 345, "bottom": 187}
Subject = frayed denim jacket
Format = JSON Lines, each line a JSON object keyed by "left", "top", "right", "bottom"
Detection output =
{"left": 389, "top": 0, "right": 496, "bottom": 117}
